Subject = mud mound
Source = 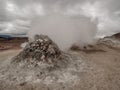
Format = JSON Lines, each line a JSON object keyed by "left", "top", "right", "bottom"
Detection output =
{"left": 12, "top": 35, "right": 61, "bottom": 65}
{"left": 97, "top": 36, "right": 120, "bottom": 49}
{"left": 112, "top": 33, "right": 120, "bottom": 39}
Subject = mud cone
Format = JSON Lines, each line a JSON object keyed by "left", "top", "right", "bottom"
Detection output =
{"left": 12, "top": 35, "right": 61, "bottom": 64}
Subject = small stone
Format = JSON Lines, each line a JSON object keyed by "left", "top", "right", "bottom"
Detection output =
{"left": 41, "top": 55, "right": 45, "bottom": 60}
{"left": 19, "top": 82, "right": 27, "bottom": 86}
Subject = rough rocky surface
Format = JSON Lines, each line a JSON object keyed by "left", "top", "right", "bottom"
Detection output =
{"left": 0, "top": 34, "right": 120, "bottom": 90}
{"left": 12, "top": 35, "right": 61, "bottom": 65}
{"left": 0, "top": 47, "right": 91, "bottom": 90}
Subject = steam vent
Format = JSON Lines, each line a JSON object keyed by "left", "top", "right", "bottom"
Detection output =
{"left": 12, "top": 35, "right": 61, "bottom": 65}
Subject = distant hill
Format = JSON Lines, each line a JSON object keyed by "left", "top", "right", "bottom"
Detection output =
{"left": 0, "top": 34, "right": 27, "bottom": 40}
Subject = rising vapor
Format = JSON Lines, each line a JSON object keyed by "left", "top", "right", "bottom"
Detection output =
{"left": 28, "top": 13, "right": 97, "bottom": 50}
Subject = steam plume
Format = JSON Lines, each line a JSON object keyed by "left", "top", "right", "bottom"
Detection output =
{"left": 28, "top": 13, "right": 97, "bottom": 50}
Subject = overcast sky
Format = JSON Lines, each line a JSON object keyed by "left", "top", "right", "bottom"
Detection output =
{"left": 0, "top": 0, "right": 120, "bottom": 37}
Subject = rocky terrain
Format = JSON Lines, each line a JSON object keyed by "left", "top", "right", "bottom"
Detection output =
{"left": 0, "top": 33, "right": 120, "bottom": 90}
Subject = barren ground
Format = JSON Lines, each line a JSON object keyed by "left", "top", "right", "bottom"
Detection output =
{"left": 0, "top": 37, "right": 120, "bottom": 90}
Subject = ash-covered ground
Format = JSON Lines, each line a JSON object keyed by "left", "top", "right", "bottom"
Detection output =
{"left": 0, "top": 34, "right": 120, "bottom": 90}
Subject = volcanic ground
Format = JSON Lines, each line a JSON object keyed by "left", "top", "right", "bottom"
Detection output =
{"left": 0, "top": 34, "right": 120, "bottom": 90}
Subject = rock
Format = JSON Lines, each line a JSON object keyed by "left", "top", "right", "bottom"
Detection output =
{"left": 12, "top": 35, "right": 61, "bottom": 64}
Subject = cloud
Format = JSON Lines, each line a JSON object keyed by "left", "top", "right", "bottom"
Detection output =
{"left": 0, "top": 0, "right": 119, "bottom": 38}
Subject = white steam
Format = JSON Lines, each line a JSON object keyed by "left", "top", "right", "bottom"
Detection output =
{"left": 28, "top": 14, "right": 97, "bottom": 50}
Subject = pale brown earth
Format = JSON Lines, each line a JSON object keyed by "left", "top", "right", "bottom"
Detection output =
{"left": 0, "top": 37, "right": 120, "bottom": 90}
{"left": 0, "top": 38, "right": 28, "bottom": 50}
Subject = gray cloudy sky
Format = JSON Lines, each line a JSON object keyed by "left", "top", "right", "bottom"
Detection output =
{"left": 0, "top": 0, "right": 120, "bottom": 37}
